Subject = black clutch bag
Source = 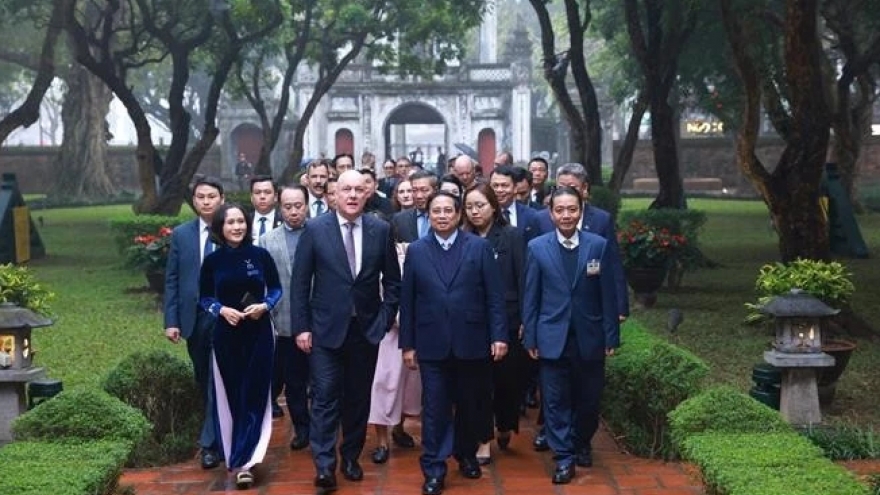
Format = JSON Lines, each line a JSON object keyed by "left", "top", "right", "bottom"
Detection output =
{"left": 239, "top": 291, "right": 258, "bottom": 309}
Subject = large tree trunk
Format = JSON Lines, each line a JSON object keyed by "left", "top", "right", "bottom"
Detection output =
{"left": 50, "top": 64, "right": 114, "bottom": 200}
{"left": 649, "top": 96, "right": 685, "bottom": 208}
{"left": 608, "top": 94, "right": 648, "bottom": 193}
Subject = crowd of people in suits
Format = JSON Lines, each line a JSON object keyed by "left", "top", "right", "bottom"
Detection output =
{"left": 162, "top": 149, "right": 627, "bottom": 493}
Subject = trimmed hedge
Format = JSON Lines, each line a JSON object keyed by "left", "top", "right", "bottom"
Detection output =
{"left": 601, "top": 321, "right": 709, "bottom": 458}
{"left": 668, "top": 385, "right": 792, "bottom": 448}
{"left": 109, "top": 214, "right": 189, "bottom": 254}
{"left": 103, "top": 349, "right": 203, "bottom": 466}
{"left": 12, "top": 387, "right": 151, "bottom": 447}
{"left": 589, "top": 185, "right": 621, "bottom": 219}
{"left": 0, "top": 440, "right": 130, "bottom": 495}
{"left": 681, "top": 433, "right": 868, "bottom": 495}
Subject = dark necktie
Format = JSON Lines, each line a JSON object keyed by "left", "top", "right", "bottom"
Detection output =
{"left": 502, "top": 208, "right": 511, "bottom": 224}
{"left": 202, "top": 227, "right": 213, "bottom": 260}
{"left": 259, "top": 216, "right": 267, "bottom": 237}
{"left": 315, "top": 200, "right": 325, "bottom": 216}
{"left": 343, "top": 222, "right": 357, "bottom": 277}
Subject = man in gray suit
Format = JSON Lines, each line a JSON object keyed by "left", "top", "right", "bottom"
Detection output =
{"left": 163, "top": 177, "right": 225, "bottom": 469}
{"left": 260, "top": 184, "right": 311, "bottom": 450}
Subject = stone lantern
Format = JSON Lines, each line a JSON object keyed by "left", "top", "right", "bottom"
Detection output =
{"left": 0, "top": 303, "right": 51, "bottom": 443}
{"left": 761, "top": 289, "right": 837, "bottom": 425}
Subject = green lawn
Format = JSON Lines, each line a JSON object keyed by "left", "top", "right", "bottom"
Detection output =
{"left": 23, "top": 200, "right": 880, "bottom": 427}
{"left": 621, "top": 198, "right": 880, "bottom": 428}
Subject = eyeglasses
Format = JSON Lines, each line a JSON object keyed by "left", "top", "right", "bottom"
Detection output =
{"left": 465, "top": 202, "right": 489, "bottom": 211}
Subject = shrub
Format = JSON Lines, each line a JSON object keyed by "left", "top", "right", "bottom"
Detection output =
{"left": 109, "top": 215, "right": 188, "bottom": 254}
{"left": 0, "top": 440, "right": 131, "bottom": 495}
{"left": 802, "top": 422, "right": 880, "bottom": 460}
{"left": 681, "top": 433, "right": 868, "bottom": 495}
{"left": 0, "top": 263, "right": 54, "bottom": 315}
{"left": 602, "top": 321, "right": 709, "bottom": 459}
{"left": 617, "top": 208, "right": 709, "bottom": 287}
{"left": 12, "top": 387, "right": 151, "bottom": 447}
{"left": 668, "top": 385, "right": 792, "bottom": 449}
{"left": 589, "top": 185, "right": 621, "bottom": 219}
{"left": 102, "top": 349, "right": 202, "bottom": 466}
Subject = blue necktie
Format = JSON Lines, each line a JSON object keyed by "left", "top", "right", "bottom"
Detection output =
{"left": 314, "top": 201, "right": 325, "bottom": 216}
{"left": 259, "top": 216, "right": 267, "bottom": 237}
{"left": 417, "top": 211, "right": 428, "bottom": 237}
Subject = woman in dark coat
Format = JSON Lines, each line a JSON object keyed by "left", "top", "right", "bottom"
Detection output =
{"left": 199, "top": 203, "right": 282, "bottom": 489}
{"left": 462, "top": 183, "right": 525, "bottom": 464}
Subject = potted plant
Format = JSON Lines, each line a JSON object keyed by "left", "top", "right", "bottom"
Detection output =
{"left": 617, "top": 219, "right": 688, "bottom": 307}
{"left": 0, "top": 263, "right": 54, "bottom": 316}
{"left": 745, "top": 259, "right": 857, "bottom": 404}
{"left": 124, "top": 226, "right": 173, "bottom": 293}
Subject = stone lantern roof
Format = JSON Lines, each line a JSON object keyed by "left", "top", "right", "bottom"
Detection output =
{"left": 759, "top": 289, "right": 840, "bottom": 318}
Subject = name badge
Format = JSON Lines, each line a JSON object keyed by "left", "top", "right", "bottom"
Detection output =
{"left": 586, "top": 259, "right": 601, "bottom": 276}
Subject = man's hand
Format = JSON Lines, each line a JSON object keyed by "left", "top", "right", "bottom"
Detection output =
{"left": 491, "top": 341, "right": 508, "bottom": 361}
{"left": 165, "top": 327, "right": 181, "bottom": 343}
{"left": 403, "top": 349, "right": 418, "bottom": 370}
{"left": 619, "top": 315, "right": 627, "bottom": 323}
{"left": 296, "top": 332, "right": 313, "bottom": 354}
{"left": 527, "top": 348, "right": 540, "bottom": 360}
{"left": 605, "top": 347, "right": 616, "bottom": 357}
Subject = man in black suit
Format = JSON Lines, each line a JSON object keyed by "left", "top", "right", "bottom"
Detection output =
{"left": 490, "top": 166, "right": 539, "bottom": 244}
{"left": 292, "top": 170, "right": 402, "bottom": 491}
{"left": 528, "top": 157, "right": 551, "bottom": 206}
{"left": 361, "top": 169, "right": 394, "bottom": 221}
{"left": 391, "top": 169, "right": 437, "bottom": 242}
{"left": 249, "top": 175, "right": 283, "bottom": 245}
{"left": 513, "top": 167, "right": 545, "bottom": 210}
{"left": 305, "top": 160, "right": 331, "bottom": 217}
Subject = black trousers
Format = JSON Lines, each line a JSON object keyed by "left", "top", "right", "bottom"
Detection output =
{"left": 272, "top": 336, "right": 310, "bottom": 437}
{"left": 187, "top": 310, "right": 218, "bottom": 451}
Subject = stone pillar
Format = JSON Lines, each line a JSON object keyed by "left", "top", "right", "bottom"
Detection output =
{"left": 764, "top": 350, "right": 834, "bottom": 425}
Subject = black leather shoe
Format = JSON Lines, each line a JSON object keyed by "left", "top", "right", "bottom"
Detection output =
{"left": 552, "top": 464, "right": 575, "bottom": 484}
{"left": 497, "top": 431, "right": 511, "bottom": 450}
{"left": 392, "top": 427, "right": 416, "bottom": 448}
{"left": 342, "top": 459, "right": 364, "bottom": 481}
{"left": 576, "top": 450, "right": 593, "bottom": 467}
{"left": 533, "top": 433, "right": 549, "bottom": 452}
{"left": 271, "top": 402, "right": 284, "bottom": 418}
{"left": 289, "top": 435, "right": 309, "bottom": 450}
{"left": 458, "top": 459, "right": 482, "bottom": 479}
{"left": 200, "top": 449, "right": 220, "bottom": 469}
{"left": 422, "top": 477, "right": 445, "bottom": 495}
{"left": 314, "top": 470, "right": 337, "bottom": 490}
{"left": 371, "top": 445, "right": 390, "bottom": 464}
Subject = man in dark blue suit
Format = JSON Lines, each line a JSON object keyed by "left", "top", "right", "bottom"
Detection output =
{"left": 292, "top": 170, "right": 401, "bottom": 491}
{"left": 399, "top": 191, "right": 509, "bottom": 495}
{"left": 489, "top": 165, "right": 539, "bottom": 244}
{"left": 391, "top": 169, "right": 437, "bottom": 242}
{"left": 163, "top": 177, "right": 224, "bottom": 469}
{"left": 534, "top": 163, "right": 629, "bottom": 319}
{"left": 523, "top": 187, "right": 620, "bottom": 485}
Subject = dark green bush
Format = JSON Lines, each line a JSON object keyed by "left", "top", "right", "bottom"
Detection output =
{"left": 802, "top": 423, "right": 880, "bottom": 460}
{"left": 0, "top": 440, "right": 131, "bottom": 495}
{"left": 869, "top": 474, "right": 880, "bottom": 495}
{"left": 682, "top": 433, "right": 868, "bottom": 495}
{"left": 102, "top": 349, "right": 202, "bottom": 466}
{"left": 602, "top": 321, "right": 709, "bottom": 459}
{"left": 109, "top": 215, "right": 189, "bottom": 254}
{"left": 12, "top": 387, "right": 150, "bottom": 447}
{"left": 589, "top": 185, "right": 621, "bottom": 219}
{"left": 668, "top": 385, "right": 792, "bottom": 449}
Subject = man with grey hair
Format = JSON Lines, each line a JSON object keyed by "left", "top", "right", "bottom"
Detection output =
{"left": 532, "top": 162, "right": 629, "bottom": 461}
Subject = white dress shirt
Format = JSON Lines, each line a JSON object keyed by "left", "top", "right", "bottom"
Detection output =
{"left": 252, "top": 212, "right": 273, "bottom": 242}
{"left": 556, "top": 229, "right": 579, "bottom": 250}
{"left": 506, "top": 204, "right": 518, "bottom": 227}
{"left": 199, "top": 219, "right": 212, "bottom": 264}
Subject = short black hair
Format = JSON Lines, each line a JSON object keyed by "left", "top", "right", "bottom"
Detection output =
{"left": 528, "top": 157, "right": 549, "bottom": 171}
{"left": 409, "top": 169, "right": 438, "bottom": 188}
{"left": 439, "top": 174, "right": 464, "bottom": 198}
{"left": 249, "top": 174, "right": 276, "bottom": 192}
{"left": 333, "top": 153, "right": 355, "bottom": 167}
{"left": 210, "top": 203, "right": 253, "bottom": 247}
{"left": 548, "top": 186, "right": 583, "bottom": 211}
{"left": 426, "top": 190, "right": 462, "bottom": 212}
{"left": 279, "top": 184, "right": 309, "bottom": 200}
{"left": 490, "top": 165, "right": 517, "bottom": 181}
{"left": 360, "top": 169, "right": 377, "bottom": 180}
{"left": 192, "top": 176, "right": 224, "bottom": 197}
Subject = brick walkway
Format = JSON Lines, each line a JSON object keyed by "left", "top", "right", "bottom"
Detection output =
{"left": 121, "top": 410, "right": 705, "bottom": 495}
